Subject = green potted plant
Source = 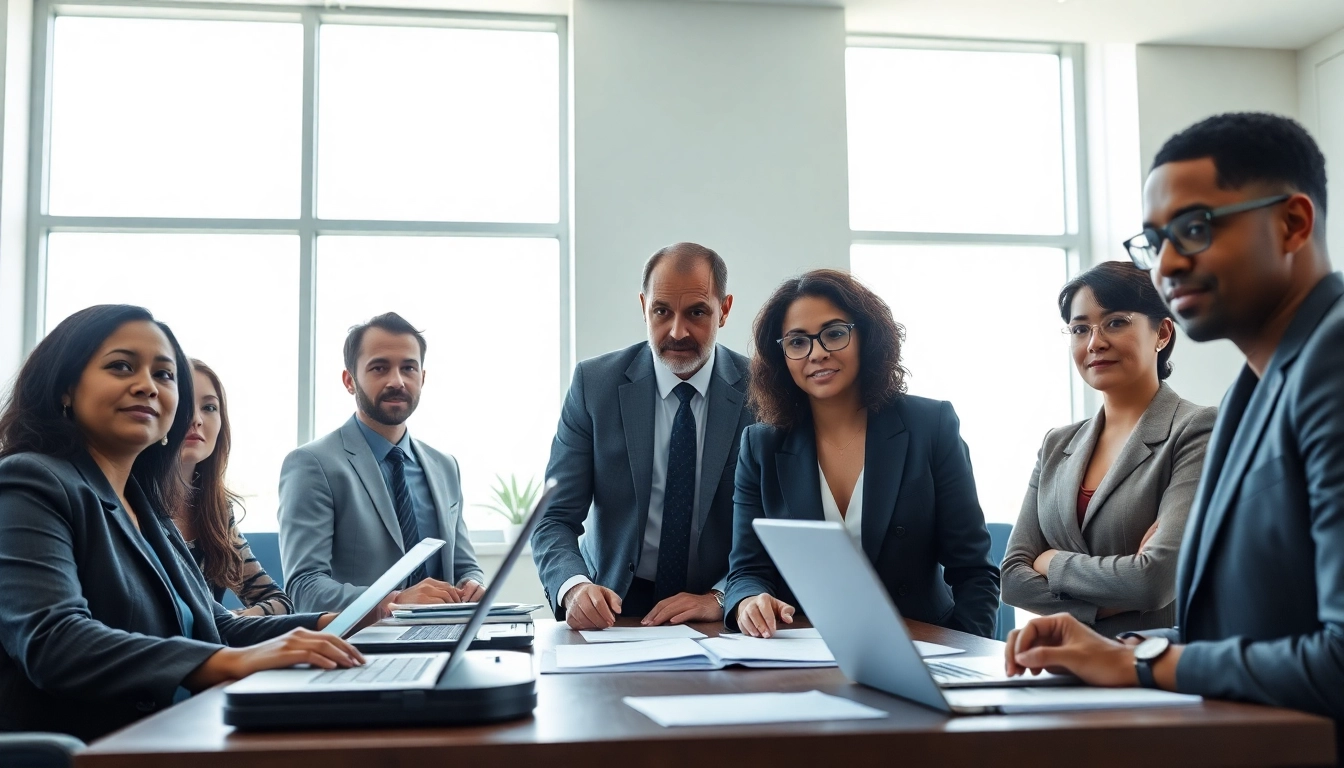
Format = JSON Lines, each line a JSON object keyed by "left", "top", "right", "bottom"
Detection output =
{"left": 476, "top": 474, "right": 540, "bottom": 545}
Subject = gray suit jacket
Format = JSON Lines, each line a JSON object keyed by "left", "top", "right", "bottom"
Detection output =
{"left": 0, "top": 450, "right": 320, "bottom": 742}
{"left": 1001, "top": 383, "right": 1215, "bottom": 635}
{"left": 1169, "top": 272, "right": 1344, "bottom": 762}
{"left": 531, "top": 342, "right": 754, "bottom": 617}
{"left": 278, "top": 415, "right": 484, "bottom": 613}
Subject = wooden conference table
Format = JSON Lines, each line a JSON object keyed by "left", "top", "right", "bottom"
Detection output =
{"left": 79, "top": 619, "right": 1336, "bottom": 768}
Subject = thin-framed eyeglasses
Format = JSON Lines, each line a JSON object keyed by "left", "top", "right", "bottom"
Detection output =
{"left": 1123, "top": 194, "right": 1291, "bottom": 270}
{"left": 777, "top": 323, "right": 856, "bottom": 360}
{"left": 1061, "top": 313, "right": 1135, "bottom": 345}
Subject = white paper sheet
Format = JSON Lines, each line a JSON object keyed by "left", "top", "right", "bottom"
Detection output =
{"left": 578, "top": 626, "right": 708, "bottom": 643}
{"left": 742, "top": 628, "right": 964, "bottom": 658}
{"left": 698, "top": 636, "right": 836, "bottom": 665}
{"left": 943, "top": 687, "right": 1203, "bottom": 713}
{"left": 554, "top": 638, "right": 713, "bottom": 670}
{"left": 624, "top": 690, "right": 887, "bottom": 727}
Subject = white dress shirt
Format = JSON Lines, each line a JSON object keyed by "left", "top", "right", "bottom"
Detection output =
{"left": 559, "top": 348, "right": 716, "bottom": 604}
{"left": 819, "top": 463, "right": 864, "bottom": 545}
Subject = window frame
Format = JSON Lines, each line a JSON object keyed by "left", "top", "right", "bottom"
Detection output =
{"left": 844, "top": 35, "right": 1093, "bottom": 419}
{"left": 24, "top": 0, "right": 572, "bottom": 447}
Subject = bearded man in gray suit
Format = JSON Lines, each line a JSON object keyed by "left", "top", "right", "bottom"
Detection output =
{"left": 532, "top": 243, "right": 755, "bottom": 630}
{"left": 279, "top": 312, "right": 484, "bottom": 613}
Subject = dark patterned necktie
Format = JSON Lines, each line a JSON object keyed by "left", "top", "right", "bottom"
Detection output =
{"left": 654, "top": 382, "right": 697, "bottom": 601}
{"left": 386, "top": 447, "right": 429, "bottom": 586}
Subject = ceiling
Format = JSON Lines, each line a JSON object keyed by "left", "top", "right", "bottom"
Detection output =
{"left": 733, "top": 0, "right": 1344, "bottom": 49}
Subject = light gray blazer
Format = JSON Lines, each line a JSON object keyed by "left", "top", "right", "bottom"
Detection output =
{"left": 531, "top": 342, "right": 754, "bottom": 617}
{"left": 278, "top": 415, "right": 484, "bottom": 613}
{"left": 1001, "top": 383, "right": 1216, "bottom": 635}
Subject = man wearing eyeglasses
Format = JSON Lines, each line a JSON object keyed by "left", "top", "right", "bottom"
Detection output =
{"left": 532, "top": 243, "right": 755, "bottom": 629}
{"left": 1006, "top": 112, "right": 1344, "bottom": 761}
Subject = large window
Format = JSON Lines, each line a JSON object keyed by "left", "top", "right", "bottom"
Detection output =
{"left": 29, "top": 6, "right": 568, "bottom": 532}
{"left": 845, "top": 41, "right": 1088, "bottom": 527}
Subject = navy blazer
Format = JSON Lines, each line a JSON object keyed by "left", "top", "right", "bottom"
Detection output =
{"left": 1169, "top": 272, "right": 1344, "bottom": 761}
{"left": 725, "top": 395, "right": 1000, "bottom": 638}
{"left": 0, "top": 450, "right": 321, "bottom": 742}
{"left": 532, "top": 342, "right": 754, "bottom": 617}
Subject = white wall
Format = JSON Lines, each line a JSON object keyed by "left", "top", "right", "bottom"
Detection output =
{"left": 571, "top": 0, "right": 851, "bottom": 363}
{"left": 1298, "top": 27, "right": 1344, "bottom": 260}
{"left": 1134, "top": 44, "right": 1300, "bottom": 407}
{"left": 0, "top": 0, "right": 31, "bottom": 394}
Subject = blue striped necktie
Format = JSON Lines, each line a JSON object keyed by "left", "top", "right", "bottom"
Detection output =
{"left": 386, "top": 447, "right": 429, "bottom": 586}
{"left": 654, "top": 382, "right": 697, "bottom": 601}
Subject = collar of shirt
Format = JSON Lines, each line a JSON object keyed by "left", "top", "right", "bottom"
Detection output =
{"left": 353, "top": 416, "right": 417, "bottom": 466}
{"left": 652, "top": 344, "right": 716, "bottom": 402}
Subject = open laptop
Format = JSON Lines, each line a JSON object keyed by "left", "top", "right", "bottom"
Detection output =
{"left": 223, "top": 480, "right": 558, "bottom": 729}
{"left": 752, "top": 519, "right": 1085, "bottom": 714}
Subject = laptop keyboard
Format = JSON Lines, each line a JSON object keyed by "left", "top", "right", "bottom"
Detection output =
{"left": 927, "top": 661, "right": 993, "bottom": 683}
{"left": 397, "top": 624, "right": 466, "bottom": 642}
{"left": 311, "top": 656, "right": 433, "bottom": 685}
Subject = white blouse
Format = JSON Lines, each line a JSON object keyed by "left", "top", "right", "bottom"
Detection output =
{"left": 818, "top": 463, "right": 864, "bottom": 545}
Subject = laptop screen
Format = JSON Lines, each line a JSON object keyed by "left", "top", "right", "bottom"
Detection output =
{"left": 438, "top": 478, "right": 558, "bottom": 678}
{"left": 322, "top": 537, "right": 446, "bottom": 639}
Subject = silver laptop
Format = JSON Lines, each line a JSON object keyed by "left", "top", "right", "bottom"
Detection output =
{"left": 226, "top": 537, "right": 451, "bottom": 694}
{"left": 752, "top": 519, "right": 1079, "bottom": 714}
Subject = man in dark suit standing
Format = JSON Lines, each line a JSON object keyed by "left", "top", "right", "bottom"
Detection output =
{"left": 532, "top": 243, "right": 754, "bottom": 629}
{"left": 1005, "top": 112, "right": 1344, "bottom": 761}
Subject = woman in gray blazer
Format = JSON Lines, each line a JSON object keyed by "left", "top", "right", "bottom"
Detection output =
{"left": 1002, "top": 262, "right": 1216, "bottom": 635}
{"left": 0, "top": 305, "right": 365, "bottom": 742}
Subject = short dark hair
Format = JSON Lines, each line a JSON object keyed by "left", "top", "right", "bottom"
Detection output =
{"left": 1059, "top": 261, "right": 1176, "bottom": 380}
{"left": 0, "top": 304, "right": 195, "bottom": 519}
{"left": 1153, "top": 112, "right": 1328, "bottom": 217}
{"left": 642, "top": 242, "right": 729, "bottom": 301}
{"left": 343, "top": 312, "right": 427, "bottom": 374}
{"left": 749, "top": 269, "right": 908, "bottom": 429}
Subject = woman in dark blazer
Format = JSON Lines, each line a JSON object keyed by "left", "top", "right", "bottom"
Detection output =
{"left": 726, "top": 269, "right": 999, "bottom": 638}
{"left": 0, "top": 305, "right": 364, "bottom": 742}
{"left": 1001, "top": 261, "right": 1216, "bottom": 635}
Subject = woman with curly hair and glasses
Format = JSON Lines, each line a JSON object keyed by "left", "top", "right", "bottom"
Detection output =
{"left": 725, "top": 269, "right": 1000, "bottom": 638}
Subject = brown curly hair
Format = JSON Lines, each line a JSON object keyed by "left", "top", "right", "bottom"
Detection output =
{"left": 749, "top": 269, "right": 909, "bottom": 429}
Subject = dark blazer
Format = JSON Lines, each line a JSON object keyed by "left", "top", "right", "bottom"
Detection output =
{"left": 0, "top": 450, "right": 321, "bottom": 742}
{"left": 532, "top": 342, "right": 754, "bottom": 617}
{"left": 725, "top": 395, "right": 1000, "bottom": 638}
{"left": 1002, "top": 383, "right": 1216, "bottom": 635}
{"left": 1165, "top": 272, "right": 1344, "bottom": 761}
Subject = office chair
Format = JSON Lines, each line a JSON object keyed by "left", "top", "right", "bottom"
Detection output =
{"left": 220, "top": 531, "right": 284, "bottom": 611}
{"left": 986, "top": 522, "right": 1014, "bottom": 641}
{"left": 0, "top": 733, "right": 84, "bottom": 768}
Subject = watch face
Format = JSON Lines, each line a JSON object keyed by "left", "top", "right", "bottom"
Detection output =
{"left": 1134, "top": 636, "right": 1170, "bottom": 661}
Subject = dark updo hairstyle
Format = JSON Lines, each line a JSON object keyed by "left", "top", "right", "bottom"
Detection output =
{"left": 1058, "top": 261, "right": 1176, "bottom": 380}
{"left": 0, "top": 304, "right": 195, "bottom": 518}
{"left": 749, "top": 269, "right": 909, "bottom": 429}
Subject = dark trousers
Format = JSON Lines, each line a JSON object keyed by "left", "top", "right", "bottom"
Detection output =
{"left": 622, "top": 577, "right": 657, "bottom": 618}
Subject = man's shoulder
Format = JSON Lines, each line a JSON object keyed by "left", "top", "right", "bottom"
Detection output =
{"left": 286, "top": 423, "right": 350, "bottom": 464}
{"left": 570, "top": 342, "right": 648, "bottom": 389}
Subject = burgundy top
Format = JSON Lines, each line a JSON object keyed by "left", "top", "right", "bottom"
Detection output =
{"left": 1077, "top": 487, "right": 1096, "bottom": 527}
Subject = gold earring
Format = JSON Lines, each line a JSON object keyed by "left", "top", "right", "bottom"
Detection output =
{"left": 160, "top": 435, "right": 169, "bottom": 446}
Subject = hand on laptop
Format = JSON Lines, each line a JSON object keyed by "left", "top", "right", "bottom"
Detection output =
{"left": 397, "top": 578, "right": 467, "bottom": 605}
{"left": 184, "top": 628, "right": 366, "bottom": 691}
{"left": 1005, "top": 613, "right": 1143, "bottom": 686}
{"left": 642, "top": 591, "right": 723, "bottom": 626}
{"left": 736, "top": 593, "right": 794, "bottom": 638}
{"left": 457, "top": 579, "right": 486, "bottom": 602}
{"left": 563, "top": 583, "right": 622, "bottom": 630}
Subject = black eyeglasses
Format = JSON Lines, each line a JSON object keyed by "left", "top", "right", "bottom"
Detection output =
{"left": 777, "top": 323, "right": 856, "bottom": 360}
{"left": 1123, "top": 194, "right": 1290, "bottom": 270}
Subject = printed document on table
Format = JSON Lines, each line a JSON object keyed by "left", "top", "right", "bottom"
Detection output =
{"left": 943, "top": 687, "right": 1203, "bottom": 713}
{"left": 552, "top": 639, "right": 717, "bottom": 672}
{"left": 697, "top": 636, "right": 836, "bottom": 667}
{"left": 624, "top": 690, "right": 887, "bottom": 727}
{"left": 579, "top": 626, "right": 708, "bottom": 643}
{"left": 754, "top": 628, "right": 964, "bottom": 658}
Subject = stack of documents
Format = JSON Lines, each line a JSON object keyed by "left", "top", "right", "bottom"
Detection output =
{"left": 382, "top": 602, "right": 543, "bottom": 625}
{"left": 767, "top": 627, "right": 964, "bottom": 659}
{"left": 547, "top": 636, "right": 836, "bottom": 673}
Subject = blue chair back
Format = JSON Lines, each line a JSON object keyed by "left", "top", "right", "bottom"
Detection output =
{"left": 220, "top": 531, "right": 283, "bottom": 611}
{"left": 987, "top": 522, "right": 1014, "bottom": 641}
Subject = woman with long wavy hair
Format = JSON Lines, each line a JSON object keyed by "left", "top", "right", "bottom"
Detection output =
{"left": 175, "top": 360, "right": 292, "bottom": 615}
